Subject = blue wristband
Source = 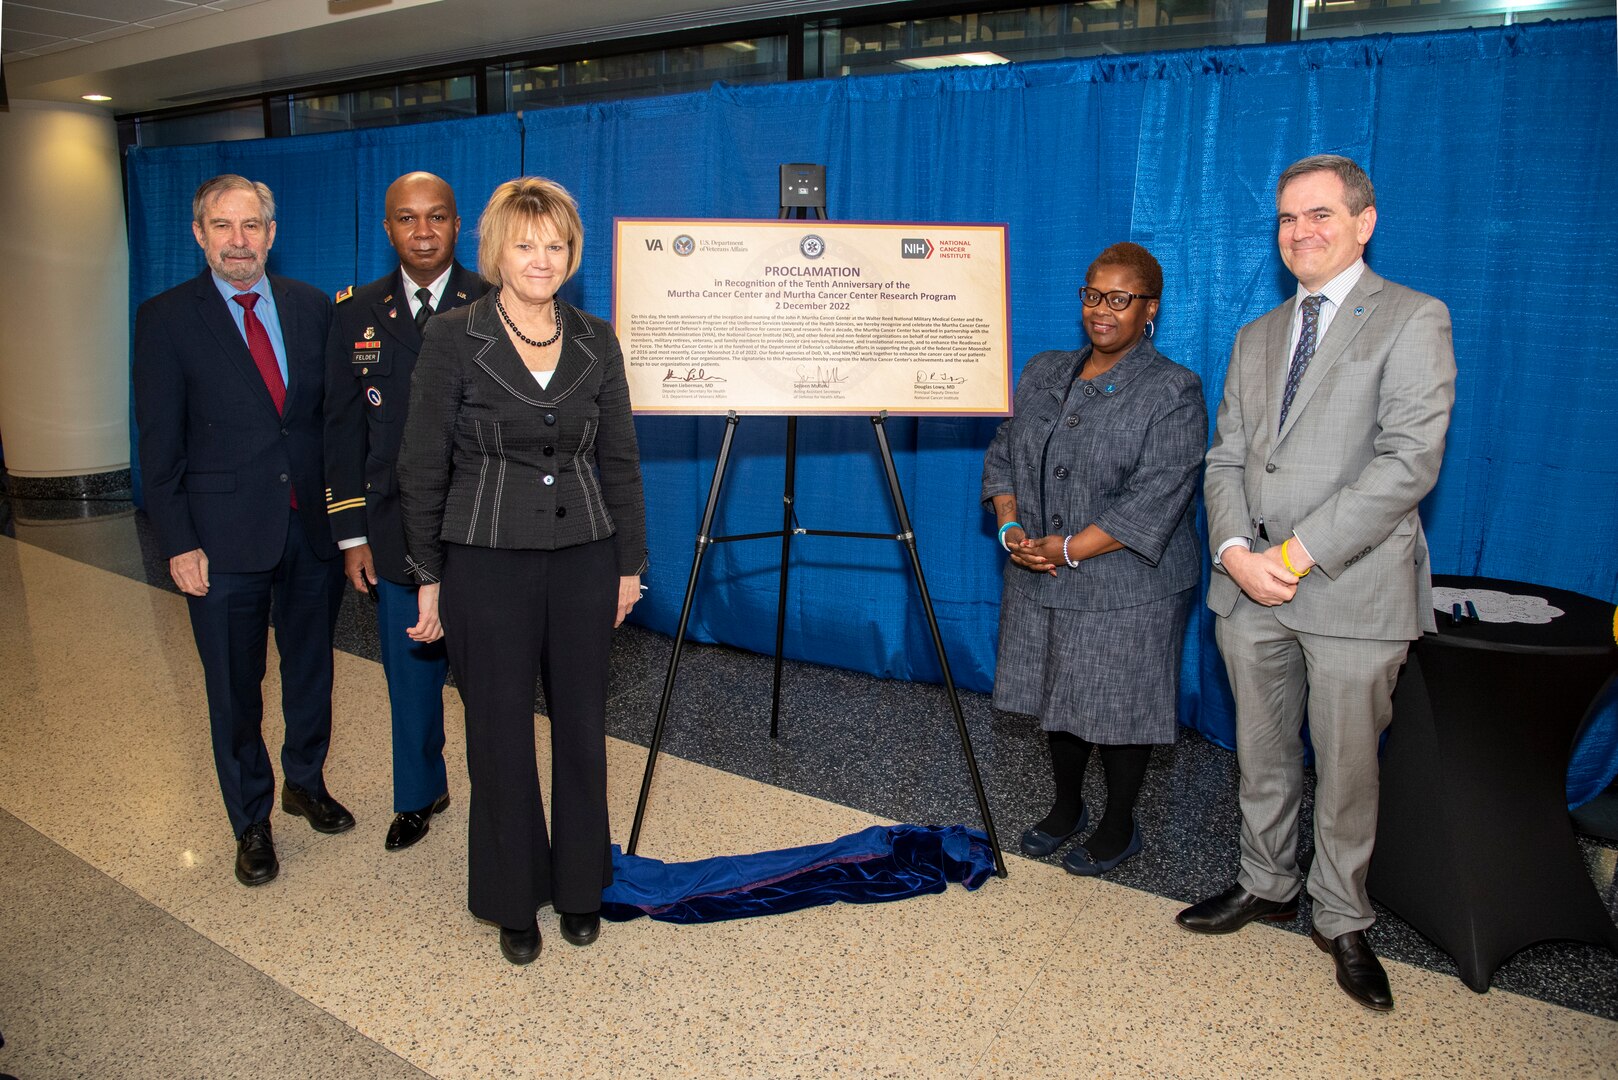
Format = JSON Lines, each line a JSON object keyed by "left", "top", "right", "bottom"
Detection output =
{"left": 998, "top": 521, "right": 1023, "bottom": 551}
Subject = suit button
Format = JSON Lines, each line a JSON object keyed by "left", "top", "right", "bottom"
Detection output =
{"left": 1054, "top": 466, "right": 1069, "bottom": 480}
{"left": 365, "top": 482, "right": 372, "bottom": 490}
{"left": 281, "top": 428, "right": 289, "bottom": 436}
{"left": 544, "top": 413, "right": 556, "bottom": 426}
{"left": 555, "top": 506, "right": 567, "bottom": 518}
{"left": 543, "top": 445, "right": 555, "bottom": 457}
{"left": 361, "top": 367, "right": 369, "bottom": 375}
{"left": 1265, "top": 463, "right": 1278, "bottom": 473}
{"left": 1083, "top": 385, "right": 1097, "bottom": 397}
{"left": 542, "top": 474, "right": 555, "bottom": 486}
{"left": 1065, "top": 414, "right": 1079, "bottom": 428}
{"left": 1051, "top": 514, "right": 1063, "bottom": 529}
{"left": 279, "top": 473, "right": 289, "bottom": 483}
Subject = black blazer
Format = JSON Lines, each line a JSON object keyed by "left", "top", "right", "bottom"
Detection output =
{"left": 397, "top": 294, "right": 648, "bottom": 584}
{"left": 323, "top": 263, "right": 487, "bottom": 583}
{"left": 134, "top": 270, "right": 337, "bottom": 572}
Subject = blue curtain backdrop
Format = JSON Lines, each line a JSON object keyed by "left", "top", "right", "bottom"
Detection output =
{"left": 124, "top": 19, "right": 1618, "bottom": 801}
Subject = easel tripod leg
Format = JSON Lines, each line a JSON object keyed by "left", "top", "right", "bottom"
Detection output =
{"left": 770, "top": 417, "right": 797, "bottom": 738}
{"left": 870, "top": 415, "right": 1008, "bottom": 877}
{"left": 627, "top": 413, "right": 741, "bottom": 855}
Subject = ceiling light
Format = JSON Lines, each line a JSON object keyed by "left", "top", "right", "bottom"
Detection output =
{"left": 82, "top": 94, "right": 113, "bottom": 102}
{"left": 896, "top": 52, "right": 1010, "bottom": 71}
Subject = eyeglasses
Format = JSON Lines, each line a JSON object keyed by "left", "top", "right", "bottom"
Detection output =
{"left": 1080, "top": 288, "right": 1159, "bottom": 311}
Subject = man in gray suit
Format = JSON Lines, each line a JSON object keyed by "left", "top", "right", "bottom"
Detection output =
{"left": 1177, "top": 155, "right": 1455, "bottom": 1012}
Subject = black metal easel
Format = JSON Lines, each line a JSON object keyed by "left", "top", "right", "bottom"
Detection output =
{"left": 626, "top": 166, "right": 1007, "bottom": 878}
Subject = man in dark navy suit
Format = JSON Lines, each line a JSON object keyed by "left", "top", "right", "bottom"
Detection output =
{"left": 134, "top": 175, "right": 353, "bottom": 887}
{"left": 324, "top": 172, "right": 485, "bottom": 851}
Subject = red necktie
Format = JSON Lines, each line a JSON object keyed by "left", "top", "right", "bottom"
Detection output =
{"left": 232, "top": 292, "right": 287, "bottom": 414}
{"left": 232, "top": 292, "right": 296, "bottom": 507}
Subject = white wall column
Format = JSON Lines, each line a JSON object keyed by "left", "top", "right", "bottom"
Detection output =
{"left": 0, "top": 100, "right": 131, "bottom": 495}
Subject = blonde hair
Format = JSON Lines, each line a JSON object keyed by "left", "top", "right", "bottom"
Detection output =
{"left": 477, "top": 177, "right": 584, "bottom": 287}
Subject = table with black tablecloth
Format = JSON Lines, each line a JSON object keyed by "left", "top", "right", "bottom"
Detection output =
{"left": 1367, "top": 575, "right": 1618, "bottom": 992}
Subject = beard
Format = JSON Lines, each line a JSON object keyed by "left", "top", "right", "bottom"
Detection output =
{"left": 209, "top": 246, "right": 265, "bottom": 285}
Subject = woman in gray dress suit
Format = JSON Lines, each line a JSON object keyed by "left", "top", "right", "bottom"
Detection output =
{"left": 981, "top": 242, "right": 1205, "bottom": 875}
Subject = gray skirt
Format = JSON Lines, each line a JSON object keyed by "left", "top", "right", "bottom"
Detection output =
{"left": 992, "top": 586, "right": 1194, "bottom": 745}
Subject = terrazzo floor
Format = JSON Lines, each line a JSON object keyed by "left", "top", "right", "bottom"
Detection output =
{"left": 1, "top": 496, "right": 1615, "bottom": 1079}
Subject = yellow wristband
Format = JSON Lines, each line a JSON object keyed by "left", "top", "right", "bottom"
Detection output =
{"left": 1280, "top": 538, "right": 1310, "bottom": 578}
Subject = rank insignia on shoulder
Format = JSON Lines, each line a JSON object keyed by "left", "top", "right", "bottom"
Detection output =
{"left": 335, "top": 285, "right": 354, "bottom": 303}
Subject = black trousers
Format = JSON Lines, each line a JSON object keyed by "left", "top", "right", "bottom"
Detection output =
{"left": 442, "top": 540, "right": 616, "bottom": 927}
{"left": 186, "top": 510, "right": 345, "bottom": 837}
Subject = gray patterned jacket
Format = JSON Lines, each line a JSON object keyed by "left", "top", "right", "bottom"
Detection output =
{"left": 982, "top": 339, "right": 1205, "bottom": 611}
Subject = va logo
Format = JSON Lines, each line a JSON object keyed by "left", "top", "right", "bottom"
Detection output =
{"left": 645, "top": 239, "right": 663, "bottom": 251}
{"left": 800, "top": 234, "right": 825, "bottom": 259}
{"left": 673, "top": 235, "right": 696, "bottom": 256}
{"left": 901, "top": 238, "right": 933, "bottom": 259}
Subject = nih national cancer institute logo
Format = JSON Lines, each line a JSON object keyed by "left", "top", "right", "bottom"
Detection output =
{"left": 902, "top": 238, "right": 933, "bottom": 259}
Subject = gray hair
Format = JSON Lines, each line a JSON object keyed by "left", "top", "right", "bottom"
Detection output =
{"left": 192, "top": 175, "right": 276, "bottom": 225}
{"left": 1275, "top": 155, "right": 1375, "bottom": 215}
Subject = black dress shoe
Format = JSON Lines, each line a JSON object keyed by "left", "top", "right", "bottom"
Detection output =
{"left": 500, "top": 922, "right": 542, "bottom": 965}
{"left": 558, "top": 911, "right": 601, "bottom": 947}
{"left": 1018, "top": 803, "right": 1090, "bottom": 858}
{"left": 234, "top": 820, "right": 279, "bottom": 886}
{"left": 1176, "top": 882, "right": 1299, "bottom": 934}
{"left": 384, "top": 793, "right": 450, "bottom": 851}
{"left": 282, "top": 782, "right": 356, "bottom": 834}
{"left": 1312, "top": 928, "right": 1394, "bottom": 1012}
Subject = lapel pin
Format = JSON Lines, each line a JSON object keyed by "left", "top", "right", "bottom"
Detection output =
{"left": 388, "top": 308, "right": 398, "bottom": 319}
{"left": 382, "top": 293, "right": 393, "bottom": 304}
{"left": 456, "top": 291, "right": 468, "bottom": 300}
{"left": 363, "top": 326, "right": 376, "bottom": 340}
{"left": 1353, "top": 306, "right": 1365, "bottom": 317}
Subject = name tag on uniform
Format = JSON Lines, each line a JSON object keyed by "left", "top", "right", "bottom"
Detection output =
{"left": 352, "top": 341, "right": 382, "bottom": 365}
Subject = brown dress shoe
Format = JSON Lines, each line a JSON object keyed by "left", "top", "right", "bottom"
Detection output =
{"left": 1312, "top": 929, "right": 1394, "bottom": 1011}
{"left": 1176, "top": 882, "right": 1299, "bottom": 934}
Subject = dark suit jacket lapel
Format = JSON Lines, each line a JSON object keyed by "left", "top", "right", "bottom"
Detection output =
{"left": 375, "top": 269, "right": 420, "bottom": 351}
{"left": 270, "top": 275, "right": 307, "bottom": 408}
{"left": 194, "top": 271, "right": 281, "bottom": 419}
{"left": 466, "top": 295, "right": 546, "bottom": 405}
{"left": 466, "top": 295, "right": 600, "bottom": 408}
{"left": 1279, "top": 269, "right": 1385, "bottom": 441}
{"left": 442, "top": 264, "right": 483, "bottom": 312}
{"left": 541, "top": 301, "right": 600, "bottom": 406}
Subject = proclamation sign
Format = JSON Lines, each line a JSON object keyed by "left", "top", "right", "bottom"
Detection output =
{"left": 614, "top": 219, "right": 1011, "bottom": 416}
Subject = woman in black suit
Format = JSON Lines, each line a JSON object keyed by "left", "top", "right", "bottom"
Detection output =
{"left": 397, "top": 177, "right": 647, "bottom": 965}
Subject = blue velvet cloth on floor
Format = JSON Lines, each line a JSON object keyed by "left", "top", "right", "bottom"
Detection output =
{"left": 600, "top": 824, "right": 995, "bottom": 924}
